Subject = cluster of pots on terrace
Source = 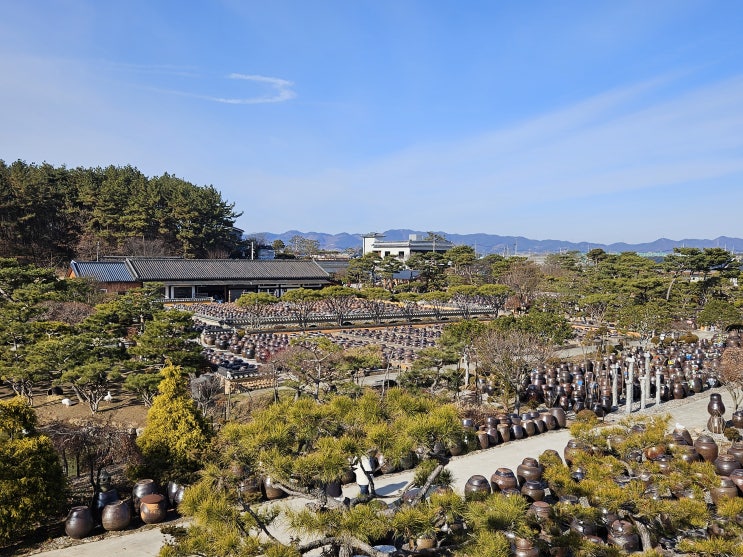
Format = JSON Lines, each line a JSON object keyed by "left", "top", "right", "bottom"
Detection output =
{"left": 455, "top": 423, "right": 743, "bottom": 554}
{"left": 200, "top": 325, "right": 444, "bottom": 368}
{"left": 64, "top": 475, "right": 186, "bottom": 540}
{"left": 461, "top": 408, "right": 569, "bottom": 451}
{"left": 202, "top": 330, "right": 293, "bottom": 363}
{"left": 476, "top": 340, "right": 723, "bottom": 421}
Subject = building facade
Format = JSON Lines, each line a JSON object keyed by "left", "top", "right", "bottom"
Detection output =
{"left": 362, "top": 233, "right": 455, "bottom": 261}
{"left": 68, "top": 258, "right": 332, "bottom": 301}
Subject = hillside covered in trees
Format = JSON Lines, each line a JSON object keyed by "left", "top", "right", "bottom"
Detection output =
{"left": 0, "top": 160, "right": 244, "bottom": 267}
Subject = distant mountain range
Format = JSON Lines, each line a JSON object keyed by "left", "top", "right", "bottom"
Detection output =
{"left": 250, "top": 229, "right": 743, "bottom": 256}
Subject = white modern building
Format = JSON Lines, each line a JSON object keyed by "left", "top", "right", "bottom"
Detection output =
{"left": 362, "top": 233, "right": 455, "bottom": 261}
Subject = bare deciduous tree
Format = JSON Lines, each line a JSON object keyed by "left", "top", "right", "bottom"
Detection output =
{"left": 720, "top": 345, "right": 743, "bottom": 411}
{"left": 475, "top": 328, "right": 553, "bottom": 412}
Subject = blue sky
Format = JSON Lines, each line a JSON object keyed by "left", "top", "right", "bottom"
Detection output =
{"left": 1, "top": 1, "right": 742, "bottom": 245}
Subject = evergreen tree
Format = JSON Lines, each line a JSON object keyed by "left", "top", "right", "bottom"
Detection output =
{"left": 0, "top": 398, "right": 65, "bottom": 546}
{"left": 137, "top": 362, "right": 211, "bottom": 482}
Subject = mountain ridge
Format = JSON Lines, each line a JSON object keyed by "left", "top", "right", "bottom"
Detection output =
{"left": 249, "top": 230, "right": 743, "bottom": 255}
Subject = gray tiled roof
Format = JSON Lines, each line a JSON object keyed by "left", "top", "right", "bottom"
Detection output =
{"left": 69, "top": 261, "right": 137, "bottom": 282}
{"left": 124, "top": 258, "right": 330, "bottom": 281}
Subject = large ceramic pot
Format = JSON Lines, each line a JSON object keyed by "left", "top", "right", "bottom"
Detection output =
{"left": 731, "top": 410, "right": 743, "bottom": 429}
{"left": 549, "top": 407, "right": 567, "bottom": 428}
{"left": 510, "top": 423, "right": 525, "bottom": 441}
{"left": 529, "top": 500, "right": 552, "bottom": 520}
{"left": 564, "top": 439, "right": 590, "bottom": 466}
{"left": 644, "top": 444, "right": 666, "bottom": 461}
{"left": 131, "top": 479, "right": 158, "bottom": 516}
{"left": 263, "top": 476, "right": 287, "bottom": 500}
{"left": 65, "top": 506, "right": 94, "bottom": 539}
{"left": 714, "top": 454, "right": 742, "bottom": 477}
{"left": 485, "top": 426, "right": 499, "bottom": 446}
{"left": 522, "top": 419, "right": 537, "bottom": 437}
{"left": 514, "top": 537, "right": 539, "bottom": 557}
{"left": 93, "top": 488, "right": 119, "bottom": 521}
{"left": 166, "top": 481, "right": 186, "bottom": 510}
{"left": 708, "top": 414, "right": 726, "bottom": 434}
{"left": 708, "top": 393, "right": 726, "bottom": 417}
{"left": 608, "top": 520, "right": 640, "bottom": 551}
{"left": 140, "top": 493, "right": 167, "bottom": 524}
{"left": 671, "top": 426, "right": 693, "bottom": 446}
{"left": 464, "top": 475, "right": 491, "bottom": 501}
{"left": 676, "top": 445, "right": 702, "bottom": 464}
{"left": 727, "top": 441, "right": 743, "bottom": 465}
{"left": 730, "top": 468, "right": 743, "bottom": 495}
{"left": 477, "top": 431, "right": 490, "bottom": 450}
{"left": 516, "top": 457, "right": 543, "bottom": 485}
{"left": 694, "top": 435, "right": 719, "bottom": 463}
{"left": 101, "top": 499, "right": 131, "bottom": 531}
{"left": 540, "top": 412, "right": 558, "bottom": 431}
{"left": 497, "top": 424, "right": 511, "bottom": 444}
{"left": 490, "top": 467, "right": 519, "bottom": 492}
{"left": 710, "top": 477, "right": 739, "bottom": 505}
{"left": 570, "top": 517, "right": 597, "bottom": 536}
{"left": 520, "top": 480, "right": 546, "bottom": 502}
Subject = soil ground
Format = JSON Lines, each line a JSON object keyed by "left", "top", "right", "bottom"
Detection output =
{"left": 0, "top": 384, "right": 148, "bottom": 430}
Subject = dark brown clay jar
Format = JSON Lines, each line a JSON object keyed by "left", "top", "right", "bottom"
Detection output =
{"left": 464, "top": 474, "right": 492, "bottom": 501}
{"left": 608, "top": 520, "right": 640, "bottom": 551}
{"left": 448, "top": 439, "right": 464, "bottom": 457}
{"left": 521, "top": 480, "right": 545, "bottom": 502}
{"left": 65, "top": 506, "right": 94, "bottom": 539}
{"left": 262, "top": 476, "right": 286, "bottom": 500}
{"left": 672, "top": 426, "right": 693, "bottom": 446}
{"left": 694, "top": 435, "right": 719, "bottom": 462}
{"left": 676, "top": 445, "right": 702, "bottom": 464}
{"left": 654, "top": 454, "right": 674, "bottom": 475}
{"left": 486, "top": 426, "right": 499, "bottom": 446}
{"left": 714, "top": 454, "right": 742, "bottom": 477}
{"left": 730, "top": 468, "right": 743, "bottom": 495}
{"left": 540, "top": 412, "right": 557, "bottom": 431}
{"left": 522, "top": 419, "right": 537, "bottom": 437}
{"left": 711, "top": 477, "right": 739, "bottom": 505}
{"left": 727, "top": 441, "right": 743, "bottom": 465}
{"left": 517, "top": 458, "right": 544, "bottom": 485}
{"left": 101, "top": 499, "right": 131, "bottom": 531}
{"left": 491, "top": 467, "right": 518, "bottom": 492}
{"left": 644, "top": 444, "right": 666, "bottom": 461}
{"left": 708, "top": 393, "right": 726, "bottom": 417}
{"left": 732, "top": 410, "right": 743, "bottom": 429}
{"left": 549, "top": 407, "right": 567, "bottom": 428}
{"left": 529, "top": 500, "right": 552, "bottom": 520}
{"left": 564, "top": 439, "right": 589, "bottom": 466}
{"left": 510, "top": 423, "right": 525, "bottom": 440}
{"left": 514, "top": 537, "right": 539, "bottom": 557}
{"left": 570, "top": 517, "right": 597, "bottom": 536}
{"left": 131, "top": 479, "right": 158, "bottom": 516}
{"left": 166, "top": 481, "right": 186, "bottom": 510}
{"left": 477, "top": 431, "right": 489, "bottom": 450}
{"left": 497, "top": 424, "right": 511, "bottom": 443}
{"left": 708, "top": 414, "right": 726, "bottom": 434}
{"left": 140, "top": 493, "right": 167, "bottom": 524}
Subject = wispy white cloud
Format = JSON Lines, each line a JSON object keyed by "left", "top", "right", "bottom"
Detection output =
{"left": 139, "top": 71, "right": 297, "bottom": 105}
{"left": 196, "top": 73, "right": 296, "bottom": 104}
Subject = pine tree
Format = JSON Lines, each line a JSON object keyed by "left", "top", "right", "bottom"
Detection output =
{"left": 137, "top": 362, "right": 211, "bottom": 482}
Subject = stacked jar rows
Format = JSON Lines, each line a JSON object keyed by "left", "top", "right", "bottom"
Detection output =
{"left": 462, "top": 408, "right": 567, "bottom": 452}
